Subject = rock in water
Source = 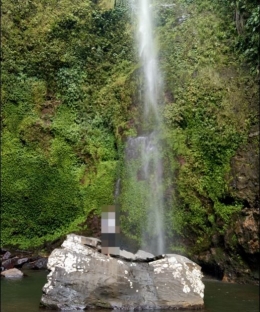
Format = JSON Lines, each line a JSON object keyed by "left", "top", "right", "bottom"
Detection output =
{"left": 2, "top": 251, "right": 12, "bottom": 260}
{"left": 2, "top": 257, "right": 19, "bottom": 270}
{"left": 1, "top": 268, "right": 23, "bottom": 278}
{"left": 40, "top": 234, "right": 204, "bottom": 310}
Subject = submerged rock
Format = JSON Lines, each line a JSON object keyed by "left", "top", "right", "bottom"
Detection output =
{"left": 1, "top": 268, "right": 23, "bottom": 278}
{"left": 40, "top": 234, "right": 204, "bottom": 310}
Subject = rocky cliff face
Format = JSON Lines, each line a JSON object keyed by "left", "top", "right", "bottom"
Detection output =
{"left": 40, "top": 234, "right": 204, "bottom": 310}
{"left": 193, "top": 130, "right": 259, "bottom": 284}
{"left": 227, "top": 130, "right": 259, "bottom": 280}
{"left": 230, "top": 129, "right": 259, "bottom": 209}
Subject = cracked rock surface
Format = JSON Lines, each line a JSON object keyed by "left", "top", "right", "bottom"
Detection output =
{"left": 40, "top": 234, "right": 204, "bottom": 310}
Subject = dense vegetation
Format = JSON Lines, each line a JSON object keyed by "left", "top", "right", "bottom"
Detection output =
{"left": 1, "top": 0, "right": 259, "bottom": 280}
{"left": 156, "top": 0, "right": 258, "bottom": 254}
{"left": 1, "top": 0, "right": 136, "bottom": 248}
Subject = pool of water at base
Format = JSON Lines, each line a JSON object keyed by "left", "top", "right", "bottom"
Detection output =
{"left": 1, "top": 270, "right": 259, "bottom": 312}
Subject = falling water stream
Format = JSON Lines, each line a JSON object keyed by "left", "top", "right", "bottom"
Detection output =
{"left": 135, "top": 0, "right": 165, "bottom": 255}
{"left": 123, "top": 0, "right": 165, "bottom": 255}
{"left": 137, "top": 0, "right": 162, "bottom": 120}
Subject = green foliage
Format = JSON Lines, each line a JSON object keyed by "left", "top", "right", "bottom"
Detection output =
{"left": 51, "top": 106, "right": 81, "bottom": 145}
{"left": 208, "top": 0, "right": 259, "bottom": 74}
{"left": 56, "top": 68, "right": 88, "bottom": 106}
{"left": 214, "top": 202, "right": 242, "bottom": 225}
{"left": 80, "top": 161, "right": 118, "bottom": 214}
{"left": 1, "top": 131, "right": 83, "bottom": 248}
{"left": 120, "top": 159, "right": 152, "bottom": 244}
{"left": 1, "top": 0, "right": 134, "bottom": 249}
{"left": 155, "top": 0, "right": 257, "bottom": 252}
{"left": 81, "top": 115, "right": 117, "bottom": 162}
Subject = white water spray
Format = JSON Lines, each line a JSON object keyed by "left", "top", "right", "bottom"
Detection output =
{"left": 124, "top": 0, "right": 165, "bottom": 255}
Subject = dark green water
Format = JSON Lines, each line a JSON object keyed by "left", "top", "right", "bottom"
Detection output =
{"left": 1, "top": 270, "right": 259, "bottom": 312}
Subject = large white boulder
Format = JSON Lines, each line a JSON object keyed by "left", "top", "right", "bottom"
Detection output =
{"left": 40, "top": 234, "right": 204, "bottom": 310}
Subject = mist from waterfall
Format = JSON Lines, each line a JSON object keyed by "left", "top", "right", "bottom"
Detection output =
{"left": 123, "top": 0, "right": 165, "bottom": 255}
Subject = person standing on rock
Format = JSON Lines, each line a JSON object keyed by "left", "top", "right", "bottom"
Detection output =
{"left": 101, "top": 205, "right": 120, "bottom": 256}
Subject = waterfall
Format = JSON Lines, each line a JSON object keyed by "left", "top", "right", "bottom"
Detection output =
{"left": 122, "top": 0, "right": 165, "bottom": 255}
{"left": 135, "top": 0, "right": 165, "bottom": 255}
{"left": 137, "top": 0, "right": 161, "bottom": 122}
